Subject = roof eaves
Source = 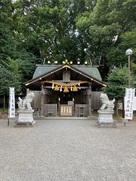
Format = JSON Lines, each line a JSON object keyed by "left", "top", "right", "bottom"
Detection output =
{"left": 25, "top": 64, "right": 65, "bottom": 86}
{"left": 25, "top": 64, "right": 107, "bottom": 87}
{"left": 68, "top": 66, "right": 106, "bottom": 86}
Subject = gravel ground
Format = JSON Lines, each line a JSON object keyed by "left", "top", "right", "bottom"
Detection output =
{"left": 0, "top": 117, "right": 136, "bottom": 181}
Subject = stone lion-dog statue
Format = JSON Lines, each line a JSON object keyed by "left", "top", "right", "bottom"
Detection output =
{"left": 17, "top": 91, "right": 35, "bottom": 111}
{"left": 100, "top": 93, "right": 115, "bottom": 111}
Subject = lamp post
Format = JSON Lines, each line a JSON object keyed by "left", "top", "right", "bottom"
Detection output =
{"left": 126, "top": 49, "right": 133, "bottom": 88}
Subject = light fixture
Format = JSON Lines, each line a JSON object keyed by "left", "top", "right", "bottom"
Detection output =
{"left": 126, "top": 49, "right": 133, "bottom": 88}
{"left": 65, "top": 59, "right": 68, "bottom": 63}
{"left": 54, "top": 61, "right": 58, "bottom": 64}
{"left": 102, "top": 84, "right": 107, "bottom": 87}
{"left": 77, "top": 58, "right": 80, "bottom": 65}
{"left": 25, "top": 83, "right": 30, "bottom": 86}
{"left": 70, "top": 61, "right": 73, "bottom": 64}
{"left": 126, "top": 49, "right": 133, "bottom": 56}
{"left": 47, "top": 60, "right": 51, "bottom": 64}
{"left": 84, "top": 61, "right": 88, "bottom": 65}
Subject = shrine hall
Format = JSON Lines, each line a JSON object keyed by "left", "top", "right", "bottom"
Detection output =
{"left": 25, "top": 61, "right": 106, "bottom": 117}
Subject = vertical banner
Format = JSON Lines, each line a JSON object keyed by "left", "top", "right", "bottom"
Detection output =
{"left": 124, "top": 88, "right": 135, "bottom": 120}
{"left": 8, "top": 87, "right": 15, "bottom": 118}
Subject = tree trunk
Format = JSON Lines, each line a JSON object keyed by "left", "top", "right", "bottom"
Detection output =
{"left": 115, "top": 100, "right": 119, "bottom": 117}
{"left": 3, "top": 94, "right": 6, "bottom": 112}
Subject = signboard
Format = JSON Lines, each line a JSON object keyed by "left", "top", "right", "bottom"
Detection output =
{"left": 124, "top": 88, "right": 135, "bottom": 120}
{"left": 8, "top": 87, "right": 15, "bottom": 118}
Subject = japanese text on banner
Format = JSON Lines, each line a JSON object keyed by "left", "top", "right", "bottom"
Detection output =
{"left": 124, "top": 88, "right": 135, "bottom": 120}
{"left": 8, "top": 87, "right": 15, "bottom": 118}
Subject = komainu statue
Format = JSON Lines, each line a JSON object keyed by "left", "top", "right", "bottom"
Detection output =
{"left": 17, "top": 91, "right": 35, "bottom": 111}
{"left": 100, "top": 93, "right": 115, "bottom": 111}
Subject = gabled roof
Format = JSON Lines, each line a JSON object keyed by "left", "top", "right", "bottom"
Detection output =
{"left": 32, "top": 64, "right": 102, "bottom": 81}
{"left": 25, "top": 64, "right": 106, "bottom": 89}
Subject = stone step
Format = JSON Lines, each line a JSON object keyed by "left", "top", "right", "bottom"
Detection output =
{"left": 34, "top": 116, "right": 91, "bottom": 120}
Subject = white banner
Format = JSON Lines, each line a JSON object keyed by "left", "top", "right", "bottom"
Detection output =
{"left": 124, "top": 88, "right": 135, "bottom": 120}
{"left": 8, "top": 87, "right": 15, "bottom": 118}
{"left": 133, "top": 97, "right": 136, "bottom": 110}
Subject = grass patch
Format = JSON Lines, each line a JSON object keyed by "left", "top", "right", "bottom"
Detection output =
{"left": 0, "top": 108, "right": 8, "bottom": 114}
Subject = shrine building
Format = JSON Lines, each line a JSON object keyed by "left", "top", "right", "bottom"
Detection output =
{"left": 25, "top": 60, "right": 106, "bottom": 117}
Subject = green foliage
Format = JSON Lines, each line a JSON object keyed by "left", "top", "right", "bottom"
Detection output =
{"left": 76, "top": 0, "right": 136, "bottom": 78}
{"left": 103, "top": 66, "right": 134, "bottom": 100}
{"left": 0, "top": 0, "right": 14, "bottom": 26}
{"left": 13, "top": 0, "right": 88, "bottom": 63}
{"left": 0, "top": 23, "right": 16, "bottom": 60}
{"left": 131, "top": 63, "right": 136, "bottom": 75}
{"left": 11, "top": 0, "right": 136, "bottom": 72}
{"left": 0, "top": 58, "right": 22, "bottom": 95}
{"left": 0, "top": 0, "right": 136, "bottom": 97}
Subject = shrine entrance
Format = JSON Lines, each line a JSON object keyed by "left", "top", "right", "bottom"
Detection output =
{"left": 59, "top": 92, "right": 73, "bottom": 104}
{"left": 25, "top": 63, "right": 106, "bottom": 117}
{"left": 40, "top": 86, "right": 91, "bottom": 117}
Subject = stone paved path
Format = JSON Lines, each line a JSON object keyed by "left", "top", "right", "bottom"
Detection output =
{"left": 0, "top": 118, "right": 136, "bottom": 181}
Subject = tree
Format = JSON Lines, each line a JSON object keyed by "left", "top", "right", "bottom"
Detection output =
{"left": 12, "top": 0, "right": 136, "bottom": 72}
{"left": 103, "top": 66, "right": 135, "bottom": 115}
{"left": 12, "top": 0, "right": 88, "bottom": 63}
{"left": 0, "top": 0, "right": 14, "bottom": 27}
{"left": 0, "top": 58, "right": 22, "bottom": 110}
{"left": 0, "top": 1, "right": 38, "bottom": 108}
{"left": 76, "top": 0, "right": 136, "bottom": 79}
{"left": 0, "top": 23, "right": 16, "bottom": 60}
{"left": 0, "top": 0, "right": 136, "bottom": 99}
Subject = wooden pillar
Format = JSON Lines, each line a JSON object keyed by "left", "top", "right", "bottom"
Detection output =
{"left": 87, "top": 85, "right": 92, "bottom": 117}
{"left": 40, "top": 85, "right": 45, "bottom": 116}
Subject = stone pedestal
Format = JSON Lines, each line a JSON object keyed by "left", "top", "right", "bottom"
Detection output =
{"left": 16, "top": 109, "right": 36, "bottom": 126}
{"left": 97, "top": 109, "right": 116, "bottom": 127}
